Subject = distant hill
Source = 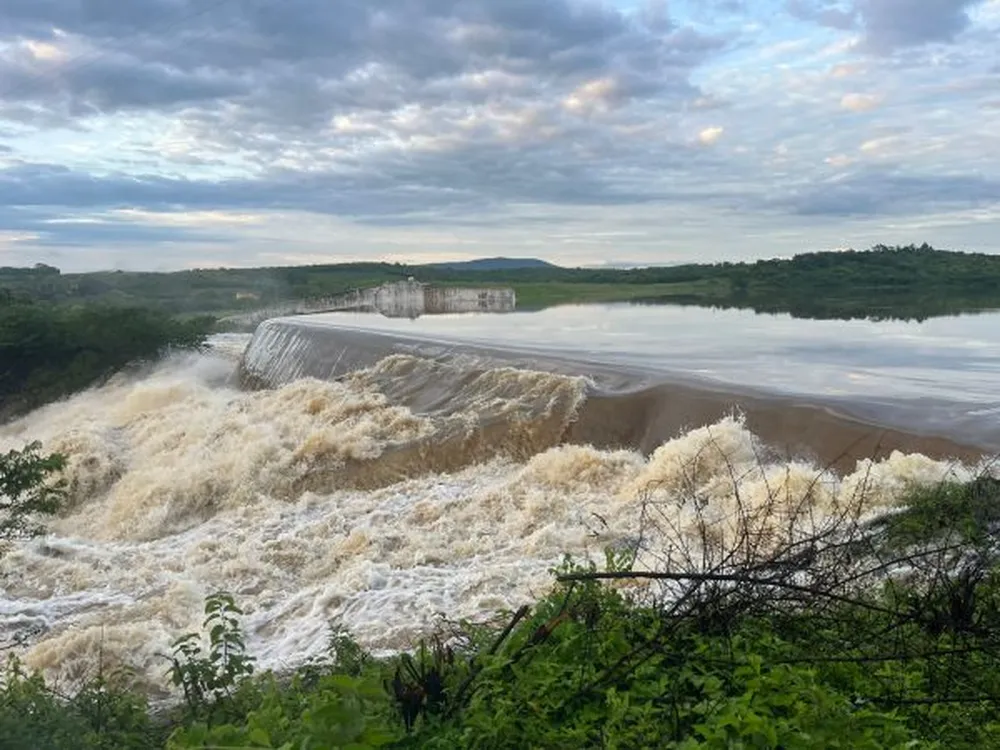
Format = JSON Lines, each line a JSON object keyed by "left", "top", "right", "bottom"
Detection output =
{"left": 424, "top": 257, "right": 559, "bottom": 271}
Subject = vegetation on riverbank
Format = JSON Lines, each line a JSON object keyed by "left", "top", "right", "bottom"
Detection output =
{"left": 0, "top": 299, "right": 213, "bottom": 422}
{"left": 501, "top": 278, "right": 727, "bottom": 309}
{"left": 6, "top": 244, "right": 1000, "bottom": 322}
{"left": 5, "top": 447, "right": 1000, "bottom": 748}
{"left": 0, "top": 442, "right": 66, "bottom": 546}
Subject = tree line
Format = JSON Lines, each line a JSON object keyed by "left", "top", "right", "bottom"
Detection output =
{"left": 6, "top": 244, "right": 1000, "bottom": 322}
{"left": 0, "top": 298, "right": 213, "bottom": 422}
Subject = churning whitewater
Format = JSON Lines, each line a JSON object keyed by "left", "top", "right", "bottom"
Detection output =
{"left": 0, "top": 343, "right": 980, "bottom": 697}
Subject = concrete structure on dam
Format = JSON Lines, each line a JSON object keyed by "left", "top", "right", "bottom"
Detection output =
{"left": 223, "top": 279, "right": 515, "bottom": 328}
{"left": 340, "top": 279, "right": 515, "bottom": 319}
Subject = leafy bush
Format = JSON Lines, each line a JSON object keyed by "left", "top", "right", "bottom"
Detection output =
{"left": 165, "top": 595, "right": 399, "bottom": 749}
{"left": 0, "top": 440, "right": 66, "bottom": 545}
{"left": 0, "top": 656, "right": 159, "bottom": 750}
{"left": 390, "top": 564, "right": 924, "bottom": 749}
{"left": 168, "top": 672, "right": 398, "bottom": 750}
{"left": 167, "top": 593, "right": 257, "bottom": 725}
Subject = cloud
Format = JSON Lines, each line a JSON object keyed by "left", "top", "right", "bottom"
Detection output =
{"left": 859, "top": 135, "right": 901, "bottom": 153}
{"left": 785, "top": 170, "right": 1000, "bottom": 216}
{"left": 698, "top": 126, "right": 726, "bottom": 145}
{"left": 0, "top": 0, "right": 998, "bottom": 268}
{"left": 0, "top": 203, "right": 236, "bottom": 249}
{"left": 853, "top": 0, "right": 987, "bottom": 53}
{"left": 840, "top": 92, "right": 884, "bottom": 111}
{"left": 825, "top": 153, "right": 857, "bottom": 167}
{"left": 787, "top": 0, "right": 990, "bottom": 53}
{"left": 0, "top": 1, "right": 716, "bottom": 123}
{"left": 829, "top": 62, "right": 867, "bottom": 78}
{"left": 0, "top": 1, "right": 732, "bottom": 221}
{"left": 786, "top": 0, "right": 858, "bottom": 30}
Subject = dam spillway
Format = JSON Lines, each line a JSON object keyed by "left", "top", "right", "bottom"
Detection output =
{"left": 239, "top": 314, "right": 991, "bottom": 470}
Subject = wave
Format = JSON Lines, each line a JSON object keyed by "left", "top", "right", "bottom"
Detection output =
{"left": 244, "top": 318, "right": 991, "bottom": 469}
{"left": 0, "top": 343, "right": 985, "bottom": 697}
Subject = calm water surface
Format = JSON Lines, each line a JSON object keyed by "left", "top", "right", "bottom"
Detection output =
{"left": 299, "top": 303, "right": 1000, "bottom": 445}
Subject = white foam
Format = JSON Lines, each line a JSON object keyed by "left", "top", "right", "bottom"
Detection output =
{"left": 0, "top": 351, "right": 980, "bottom": 695}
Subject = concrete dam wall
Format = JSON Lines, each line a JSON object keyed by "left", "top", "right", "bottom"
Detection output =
{"left": 237, "top": 317, "right": 988, "bottom": 470}
{"left": 224, "top": 280, "right": 515, "bottom": 328}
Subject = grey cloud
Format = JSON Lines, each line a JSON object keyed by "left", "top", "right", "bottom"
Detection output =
{"left": 0, "top": 0, "right": 725, "bottom": 220}
{"left": 3, "top": 0, "right": 995, "bottom": 259}
{"left": 0, "top": 1, "right": 694, "bottom": 82}
{"left": 0, "top": 121, "right": 733, "bottom": 217}
{"left": 785, "top": 171, "right": 1000, "bottom": 216}
{"left": 786, "top": 1, "right": 857, "bottom": 30}
{"left": 0, "top": 0, "right": 724, "bottom": 150}
{"left": 855, "top": 0, "right": 985, "bottom": 52}
{"left": 0, "top": 58, "right": 247, "bottom": 116}
{"left": 0, "top": 0, "right": 189, "bottom": 38}
{"left": 0, "top": 164, "right": 234, "bottom": 210}
{"left": 0, "top": 0, "right": 733, "bottom": 223}
{"left": 0, "top": 204, "right": 233, "bottom": 248}
{"left": 787, "top": 0, "right": 988, "bottom": 52}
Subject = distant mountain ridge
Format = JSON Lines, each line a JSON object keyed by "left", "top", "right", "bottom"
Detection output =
{"left": 425, "top": 257, "right": 560, "bottom": 271}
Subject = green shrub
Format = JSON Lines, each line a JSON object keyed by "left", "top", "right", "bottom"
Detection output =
{"left": 0, "top": 440, "right": 66, "bottom": 545}
{"left": 0, "top": 656, "right": 158, "bottom": 750}
{"left": 167, "top": 592, "right": 257, "bottom": 725}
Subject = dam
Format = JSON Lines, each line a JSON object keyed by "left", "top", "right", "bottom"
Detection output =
{"left": 223, "top": 280, "right": 516, "bottom": 328}
{"left": 239, "top": 309, "right": 997, "bottom": 470}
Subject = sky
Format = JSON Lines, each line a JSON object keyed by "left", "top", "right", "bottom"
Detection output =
{"left": 0, "top": 0, "right": 998, "bottom": 271}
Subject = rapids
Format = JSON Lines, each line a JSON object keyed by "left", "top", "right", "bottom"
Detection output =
{"left": 0, "top": 337, "right": 984, "bottom": 697}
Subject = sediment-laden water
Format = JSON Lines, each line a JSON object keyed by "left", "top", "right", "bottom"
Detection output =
{"left": 0, "top": 325, "right": 989, "bottom": 697}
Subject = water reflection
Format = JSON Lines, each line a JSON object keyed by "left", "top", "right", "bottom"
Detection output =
{"left": 629, "top": 293, "right": 1000, "bottom": 323}
{"left": 302, "top": 302, "right": 1000, "bottom": 409}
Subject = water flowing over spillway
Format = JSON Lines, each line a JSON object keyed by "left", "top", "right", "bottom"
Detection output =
{"left": 0, "top": 321, "right": 990, "bottom": 697}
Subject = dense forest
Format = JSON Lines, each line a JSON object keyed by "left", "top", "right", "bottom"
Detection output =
{"left": 0, "top": 298, "right": 213, "bottom": 422}
{"left": 4, "top": 244, "right": 1000, "bottom": 322}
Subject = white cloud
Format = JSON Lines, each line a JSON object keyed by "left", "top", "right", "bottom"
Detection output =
{"left": 840, "top": 92, "right": 884, "bottom": 111}
{"left": 829, "top": 62, "right": 866, "bottom": 78}
{"left": 825, "top": 153, "right": 856, "bottom": 167}
{"left": 22, "top": 39, "right": 67, "bottom": 62}
{"left": 859, "top": 135, "right": 900, "bottom": 153}
{"left": 563, "top": 76, "right": 620, "bottom": 115}
{"left": 698, "top": 126, "right": 725, "bottom": 145}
